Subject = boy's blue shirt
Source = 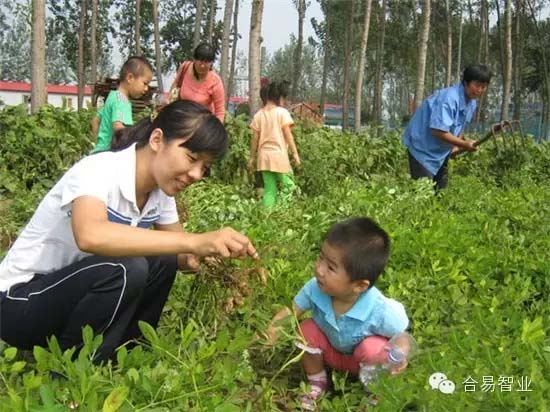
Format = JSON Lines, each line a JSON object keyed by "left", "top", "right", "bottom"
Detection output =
{"left": 402, "top": 82, "right": 477, "bottom": 175}
{"left": 294, "top": 278, "right": 409, "bottom": 355}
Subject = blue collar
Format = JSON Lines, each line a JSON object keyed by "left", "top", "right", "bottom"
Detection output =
{"left": 345, "top": 287, "right": 380, "bottom": 320}
{"left": 458, "top": 83, "right": 468, "bottom": 111}
{"left": 316, "top": 286, "right": 381, "bottom": 329}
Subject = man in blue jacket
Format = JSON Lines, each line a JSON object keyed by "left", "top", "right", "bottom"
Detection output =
{"left": 403, "top": 64, "right": 492, "bottom": 191}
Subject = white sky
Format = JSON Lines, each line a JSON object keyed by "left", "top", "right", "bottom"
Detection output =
{"left": 167, "top": 0, "right": 324, "bottom": 85}
{"left": 221, "top": 0, "right": 324, "bottom": 56}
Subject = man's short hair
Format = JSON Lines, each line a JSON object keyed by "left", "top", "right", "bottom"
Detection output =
{"left": 462, "top": 64, "right": 492, "bottom": 84}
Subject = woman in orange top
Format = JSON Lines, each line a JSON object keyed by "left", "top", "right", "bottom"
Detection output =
{"left": 249, "top": 81, "right": 301, "bottom": 208}
{"left": 170, "top": 43, "right": 225, "bottom": 122}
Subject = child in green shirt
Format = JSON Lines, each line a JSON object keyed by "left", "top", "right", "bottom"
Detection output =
{"left": 91, "top": 56, "right": 153, "bottom": 153}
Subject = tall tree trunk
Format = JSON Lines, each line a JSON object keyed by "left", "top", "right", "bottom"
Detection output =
{"left": 248, "top": 0, "right": 264, "bottom": 116}
{"left": 513, "top": 0, "right": 523, "bottom": 120}
{"left": 193, "top": 0, "right": 205, "bottom": 48}
{"left": 484, "top": 4, "right": 489, "bottom": 64}
{"left": 414, "top": 0, "right": 431, "bottom": 110}
{"left": 31, "top": 0, "right": 47, "bottom": 113}
{"left": 445, "top": 0, "right": 452, "bottom": 87}
{"left": 526, "top": 0, "right": 549, "bottom": 139}
{"left": 354, "top": 0, "right": 372, "bottom": 131}
{"left": 477, "top": 0, "right": 486, "bottom": 63}
{"left": 342, "top": 0, "right": 354, "bottom": 131}
{"left": 476, "top": 1, "right": 491, "bottom": 123}
{"left": 403, "top": 74, "right": 410, "bottom": 116}
{"left": 430, "top": 42, "right": 436, "bottom": 93}
{"left": 135, "top": 0, "right": 141, "bottom": 54}
{"left": 456, "top": 1, "right": 463, "bottom": 83}
{"left": 291, "top": 0, "right": 306, "bottom": 101}
{"left": 319, "top": 1, "right": 331, "bottom": 118}
{"left": 228, "top": 0, "right": 239, "bottom": 100}
{"left": 501, "top": 0, "right": 512, "bottom": 120}
{"left": 208, "top": 0, "right": 216, "bottom": 39}
{"left": 91, "top": 0, "right": 98, "bottom": 90}
{"left": 77, "top": 0, "right": 87, "bottom": 110}
{"left": 373, "top": 0, "right": 386, "bottom": 132}
{"left": 495, "top": 1, "right": 505, "bottom": 78}
{"left": 220, "top": 0, "right": 234, "bottom": 102}
{"left": 153, "top": 0, "right": 163, "bottom": 92}
{"left": 467, "top": 0, "right": 474, "bottom": 23}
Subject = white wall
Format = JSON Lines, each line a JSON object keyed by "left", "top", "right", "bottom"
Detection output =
{"left": 0, "top": 91, "right": 92, "bottom": 109}
{"left": 0, "top": 91, "right": 23, "bottom": 106}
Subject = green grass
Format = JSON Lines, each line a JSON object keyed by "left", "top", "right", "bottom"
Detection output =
{"left": 1, "top": 109, "right": 549, "bottom": 411}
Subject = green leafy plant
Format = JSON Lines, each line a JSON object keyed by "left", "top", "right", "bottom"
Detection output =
{"left": 1, "top": 108, "right": 549, "bottom": 411}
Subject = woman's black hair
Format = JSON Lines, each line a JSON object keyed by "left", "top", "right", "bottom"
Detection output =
{"left": 111, "top": 100, "right": 228, "bottom": 160}
{"left": 193, "top": 43, "right": 216, "bottom": 62}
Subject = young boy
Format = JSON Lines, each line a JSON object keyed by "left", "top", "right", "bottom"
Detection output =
{"left": 266, "top": 217, "right": 410, "bottom": 410}
{"left": 91, "top": 56, "right": 153, "bottom": 153}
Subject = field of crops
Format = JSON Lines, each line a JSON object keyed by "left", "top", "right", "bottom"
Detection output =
{"left": 1, "top": 106, "right": 549, "bottom": 411}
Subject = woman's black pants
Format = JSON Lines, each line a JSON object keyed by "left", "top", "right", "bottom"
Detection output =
{"left": 0, "top": 255, "right": 177, "bottom": 363}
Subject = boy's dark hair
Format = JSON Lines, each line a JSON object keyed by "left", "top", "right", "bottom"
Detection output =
{"left": 462, "top": 64, "right": 492, "bottom": 84}
{"left": 111, "top": 100, "right": 228, "bottom": 159}
{"left": 119, "top": 56, "right": 154, "bottom": 82}
{"left": 193, "top": 43, "right": 216, "bottom": 62}
{"left": 325, "top": 217, "right": 390, "bottom": 285}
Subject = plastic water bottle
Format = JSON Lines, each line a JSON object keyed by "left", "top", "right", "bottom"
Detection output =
{"left": 359, "top": 332, "right": 417, "bottom": 390}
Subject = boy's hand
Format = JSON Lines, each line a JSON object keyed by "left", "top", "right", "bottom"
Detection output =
{"left": 247, "top": 157, "right": 255, "bottom": 171}
{"left": 90, "top": 116, "right": 100, "bottom": 138}
{"left": 262, "top": 306, "right": 299, "bottom": 346}
{"left": 293, "top": 153, "right": 301, "bottom": 167}
{"left": 264, "top": 325, "right": 282, "bottom": 346}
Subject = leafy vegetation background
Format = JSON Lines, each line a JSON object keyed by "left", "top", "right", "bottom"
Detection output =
{"left": 0, "top": 106, "right": 549, "bottom": 411}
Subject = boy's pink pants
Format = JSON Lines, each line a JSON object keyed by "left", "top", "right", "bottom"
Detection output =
{"left": 299, "top": 319, "right": 389, "bottom": 375}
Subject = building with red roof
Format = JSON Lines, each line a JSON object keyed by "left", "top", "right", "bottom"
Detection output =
{"left": 0, "top": 81, "right": 92, "bottom": 109}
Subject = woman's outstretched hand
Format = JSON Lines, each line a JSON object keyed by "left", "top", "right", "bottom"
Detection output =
{"left": 192, "top": 228, "right": 258, "bottom": 259}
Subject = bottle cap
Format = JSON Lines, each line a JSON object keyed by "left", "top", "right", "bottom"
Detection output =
{"left": 388, "top": 347, "right": 406, "bottom": 364}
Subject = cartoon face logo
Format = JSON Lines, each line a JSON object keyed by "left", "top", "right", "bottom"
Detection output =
{"left": 438, "top": 379, "right": 456, "bottom": 394}
{"left": 429, "top": 372, "right": 447, "bottom": 390}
